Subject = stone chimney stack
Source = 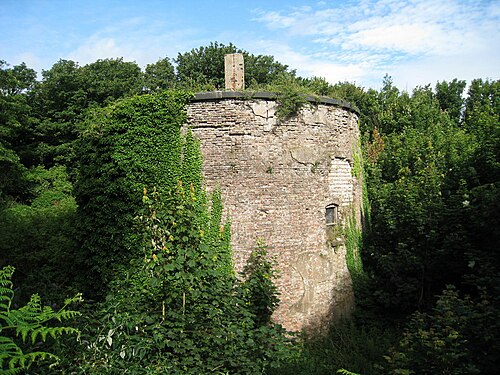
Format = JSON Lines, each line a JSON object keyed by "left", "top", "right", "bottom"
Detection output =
{"left": 224, "top": 53, "right": 244, "bottom": 91}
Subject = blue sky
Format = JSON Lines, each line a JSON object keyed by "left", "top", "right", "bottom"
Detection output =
{"left": 1, "top": 0, "right": 498, "bottom": 90}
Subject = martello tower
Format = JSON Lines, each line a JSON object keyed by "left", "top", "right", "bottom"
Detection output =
{"left": 185, "top": 54, "right": 362, "bottom": 331}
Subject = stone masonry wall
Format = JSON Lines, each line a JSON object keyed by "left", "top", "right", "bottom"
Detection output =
{"left": 186, "top": 92, "right": 361, "bottom": 331}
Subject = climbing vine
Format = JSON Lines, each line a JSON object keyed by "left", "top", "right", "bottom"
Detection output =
{"left": 345, "top": 213, "right": 363, "bottom": 280}
{"left": 73, "top": 188, "right": 293, "bottom": 374}
{"left": 74, "top": 90, "right": 195, "bottom": 293}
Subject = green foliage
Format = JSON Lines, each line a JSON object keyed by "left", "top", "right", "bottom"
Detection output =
{"left": 360, "top": 83, "right": 479, "bottom": 314}
{"left": 295, "top": 76, "right": 332, "bottom": 96}
{"left": 244, "top": 53, "right": 295, "bottom": 87}
{"left": 0, "top": 145, "right": 27, "bottom": 205}
{"left": 0, "top": 266, "right": 81, "bottom": 373}
{"left": 345, "top": 214, "right": 363, "bottom": 281}
{"left": 382, "top": 285, "right": 500, "bottom": 374}
{"left": 0, "top": 166, "right": 78, "bottom": 303}
{"left": 269, "top": 320, "right": 396, "bottom": 375}
{"left": 203, "top": 189, "right": 233, "bottom": 276}
{"left": 464, "top": 79, "right": 499, "bottom": 184}
{"left": 80, "top": 58, "right": 143, "bottom": 106}
{"left": 31, "top": 59, "right": 86, "bottom": 167}
{"left": 181, "top": 128, "right": 203, "bottom": 194}
{"left": 435, "top": 78, "right": 466, "bottom": 125}
{"left": 263, "top": 74, "right": 311, "bottom": 119}
{"left": 35, "top": 59, "right": 85, "bottom": 122}
{"left": 74, "top": 90, "right": 193, "bottom": 293}
{"left": 31, "top": 58, "right": 144, "bottom": 168}
{"left": 0, "top": 60, "right": 37, "bottom": 96}
{"left": 24, "top": 165, "right": 74, "bottom": 207}
{"left": 240, "top": 242, "right": 280, "bottom": 326}
{"left": 73, "top": 188, "right": 293, "bottom": 374}
{"left": 143, "top": 57, "right": 176, "bottom": 93}
{"left": 354, "top": 76, "right": 499, "bottom": 372}
{"left": 0, "top": 61, "right": 38, "bottom": 202}
{"left": 175, "top": 41, "right": 294, "bottom": 90}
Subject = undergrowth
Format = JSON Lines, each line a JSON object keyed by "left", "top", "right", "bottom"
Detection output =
{"left": 0, "top": 266, "right": 81, "bottom": 374}
{"left": 267, "top": 319, "right": 398, "bottom": 375}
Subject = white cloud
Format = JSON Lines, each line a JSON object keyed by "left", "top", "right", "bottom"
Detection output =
{"left": 252, "top": 0, "right": 499, "bottom": 89}
{"left": 346, "top": 24, "right": 437, "bottom": 54}
{"left": 65, "top": 18, "right": 200, "bottom": 68}
{"left": 255, "top": 11, "right": 296, "bottom": 29}
{"left": 13, "top": 52, "right": 44, "bottom": 72}
{"left": 67, "top": 37, "right": 124, "bottom": 65}
{"left": 255, "top": 0, "right": 495, "bottom": 56}
{"left": 345, "top": 0, "right": 491, "bottom": 56}
{"left": 249, "top": 40, "right": 371, "bottom": 84}
{"left": 391, "top": 51, "right": 500, "bottom": 91}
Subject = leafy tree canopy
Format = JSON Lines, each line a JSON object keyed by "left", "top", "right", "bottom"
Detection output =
{"left": 175, "top": 41, "right": 295, "bottom": 90}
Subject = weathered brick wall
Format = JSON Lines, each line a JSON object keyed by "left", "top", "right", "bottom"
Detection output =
{"left": 186, "top": 92, "right": 361, "bottom": 331}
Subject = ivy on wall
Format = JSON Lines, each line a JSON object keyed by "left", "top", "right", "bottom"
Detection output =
{"left": 74, "top": 91, "right": 198, "bottom": 293}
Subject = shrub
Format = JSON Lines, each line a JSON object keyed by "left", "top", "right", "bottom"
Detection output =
{"left": 0, "top": 166, "right": 78, "bottom": 304}
{"left": 383, "top": 286, "right": 496, "bottom": 375}
{"left": 240, "top": 241, "right": 280, "bottom": 326}
{"left": 72, "top": 188, "right": 293, "bottom": 374}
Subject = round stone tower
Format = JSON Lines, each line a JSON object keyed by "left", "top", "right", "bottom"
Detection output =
{"left": 186, "top": 91, "right": 362, "bottom": 331}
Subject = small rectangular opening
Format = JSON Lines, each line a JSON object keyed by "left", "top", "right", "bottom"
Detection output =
{"left": 325, "top": 204, "right": 338, "bottom": 226}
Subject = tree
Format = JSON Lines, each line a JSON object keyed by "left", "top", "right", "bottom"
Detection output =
{"left": 244, "top": 53, "right": 294, "bottom": 86}
{"left": 462, "top": 79, "right": 500, "bottom": 301}
{"left": 0, "top": 61, "right": 37, "bottom": 96}
{"left": 175, "top": 41, "right": 239, "bottom": 89}
{"left": 0, "top": 61, "right": 38, "bottom": 202}
{"left": 31, "top": 58, "right": 145, "bottom": 169}
{"left": 175, "top": 41, "right": 294, "bottom": 90}
{"left": 361, "top": 85, "right": 476, "bottom": 315}
{"left": 463, "top": 79, "right": 499, "bottom": 184}
{"left": 80, "top": 58, "right": 143, "bottom": 105}
{"left": 435, "top": 79, "right": 466, "bottom": 125}
{"left": 143, "top": 57, "right": 176, "bottom": 92}
{"left": 31, "top": 59, "right": 85, "bottom": 167}
{"left": 33, "top": 60, "right": 84, "bottom": 123}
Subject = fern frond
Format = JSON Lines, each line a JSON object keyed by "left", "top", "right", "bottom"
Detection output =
{"left": 0, "top": 267, "right": 15, "bottom": 292}
{"left": 0, "top": 302, "right": 11, "bottom": 311}
{"left": 0, "top": 291, "right": 13, "bottom": 302}
{"left": 0, "top": 312, "right": 15, "bottom": 326}
{"left": 64, "top": 293, "right": 84, "bottom": 306}
{"left": 55, "top": 309, "right": 81, "bottom": 321}
{"left": 0, "top": 366, "right": 22, "bottom": 375}
{"left": 0, "top": 336, "right": 23, "bottom": 357}
{"left": 6, "top": 351, "right": 59, "bottom": 372}
{"left": 337, "top": 369, "right": 361, "bottom": 375}
{"left": 0, "top": 266, "right": 15, "bottom": 282}
{"left": 0, "top": 336, "right": 23, "bottom": 374}
{"left": 0, "top": 266, "right": 81, "bottom": 373}
{"left": 0, "top": 267, "right": 14, "bottom": 314}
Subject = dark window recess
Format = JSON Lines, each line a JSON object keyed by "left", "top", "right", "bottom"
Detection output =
{"left": 325, "top": 204, "right": 338, "bottom": 226}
